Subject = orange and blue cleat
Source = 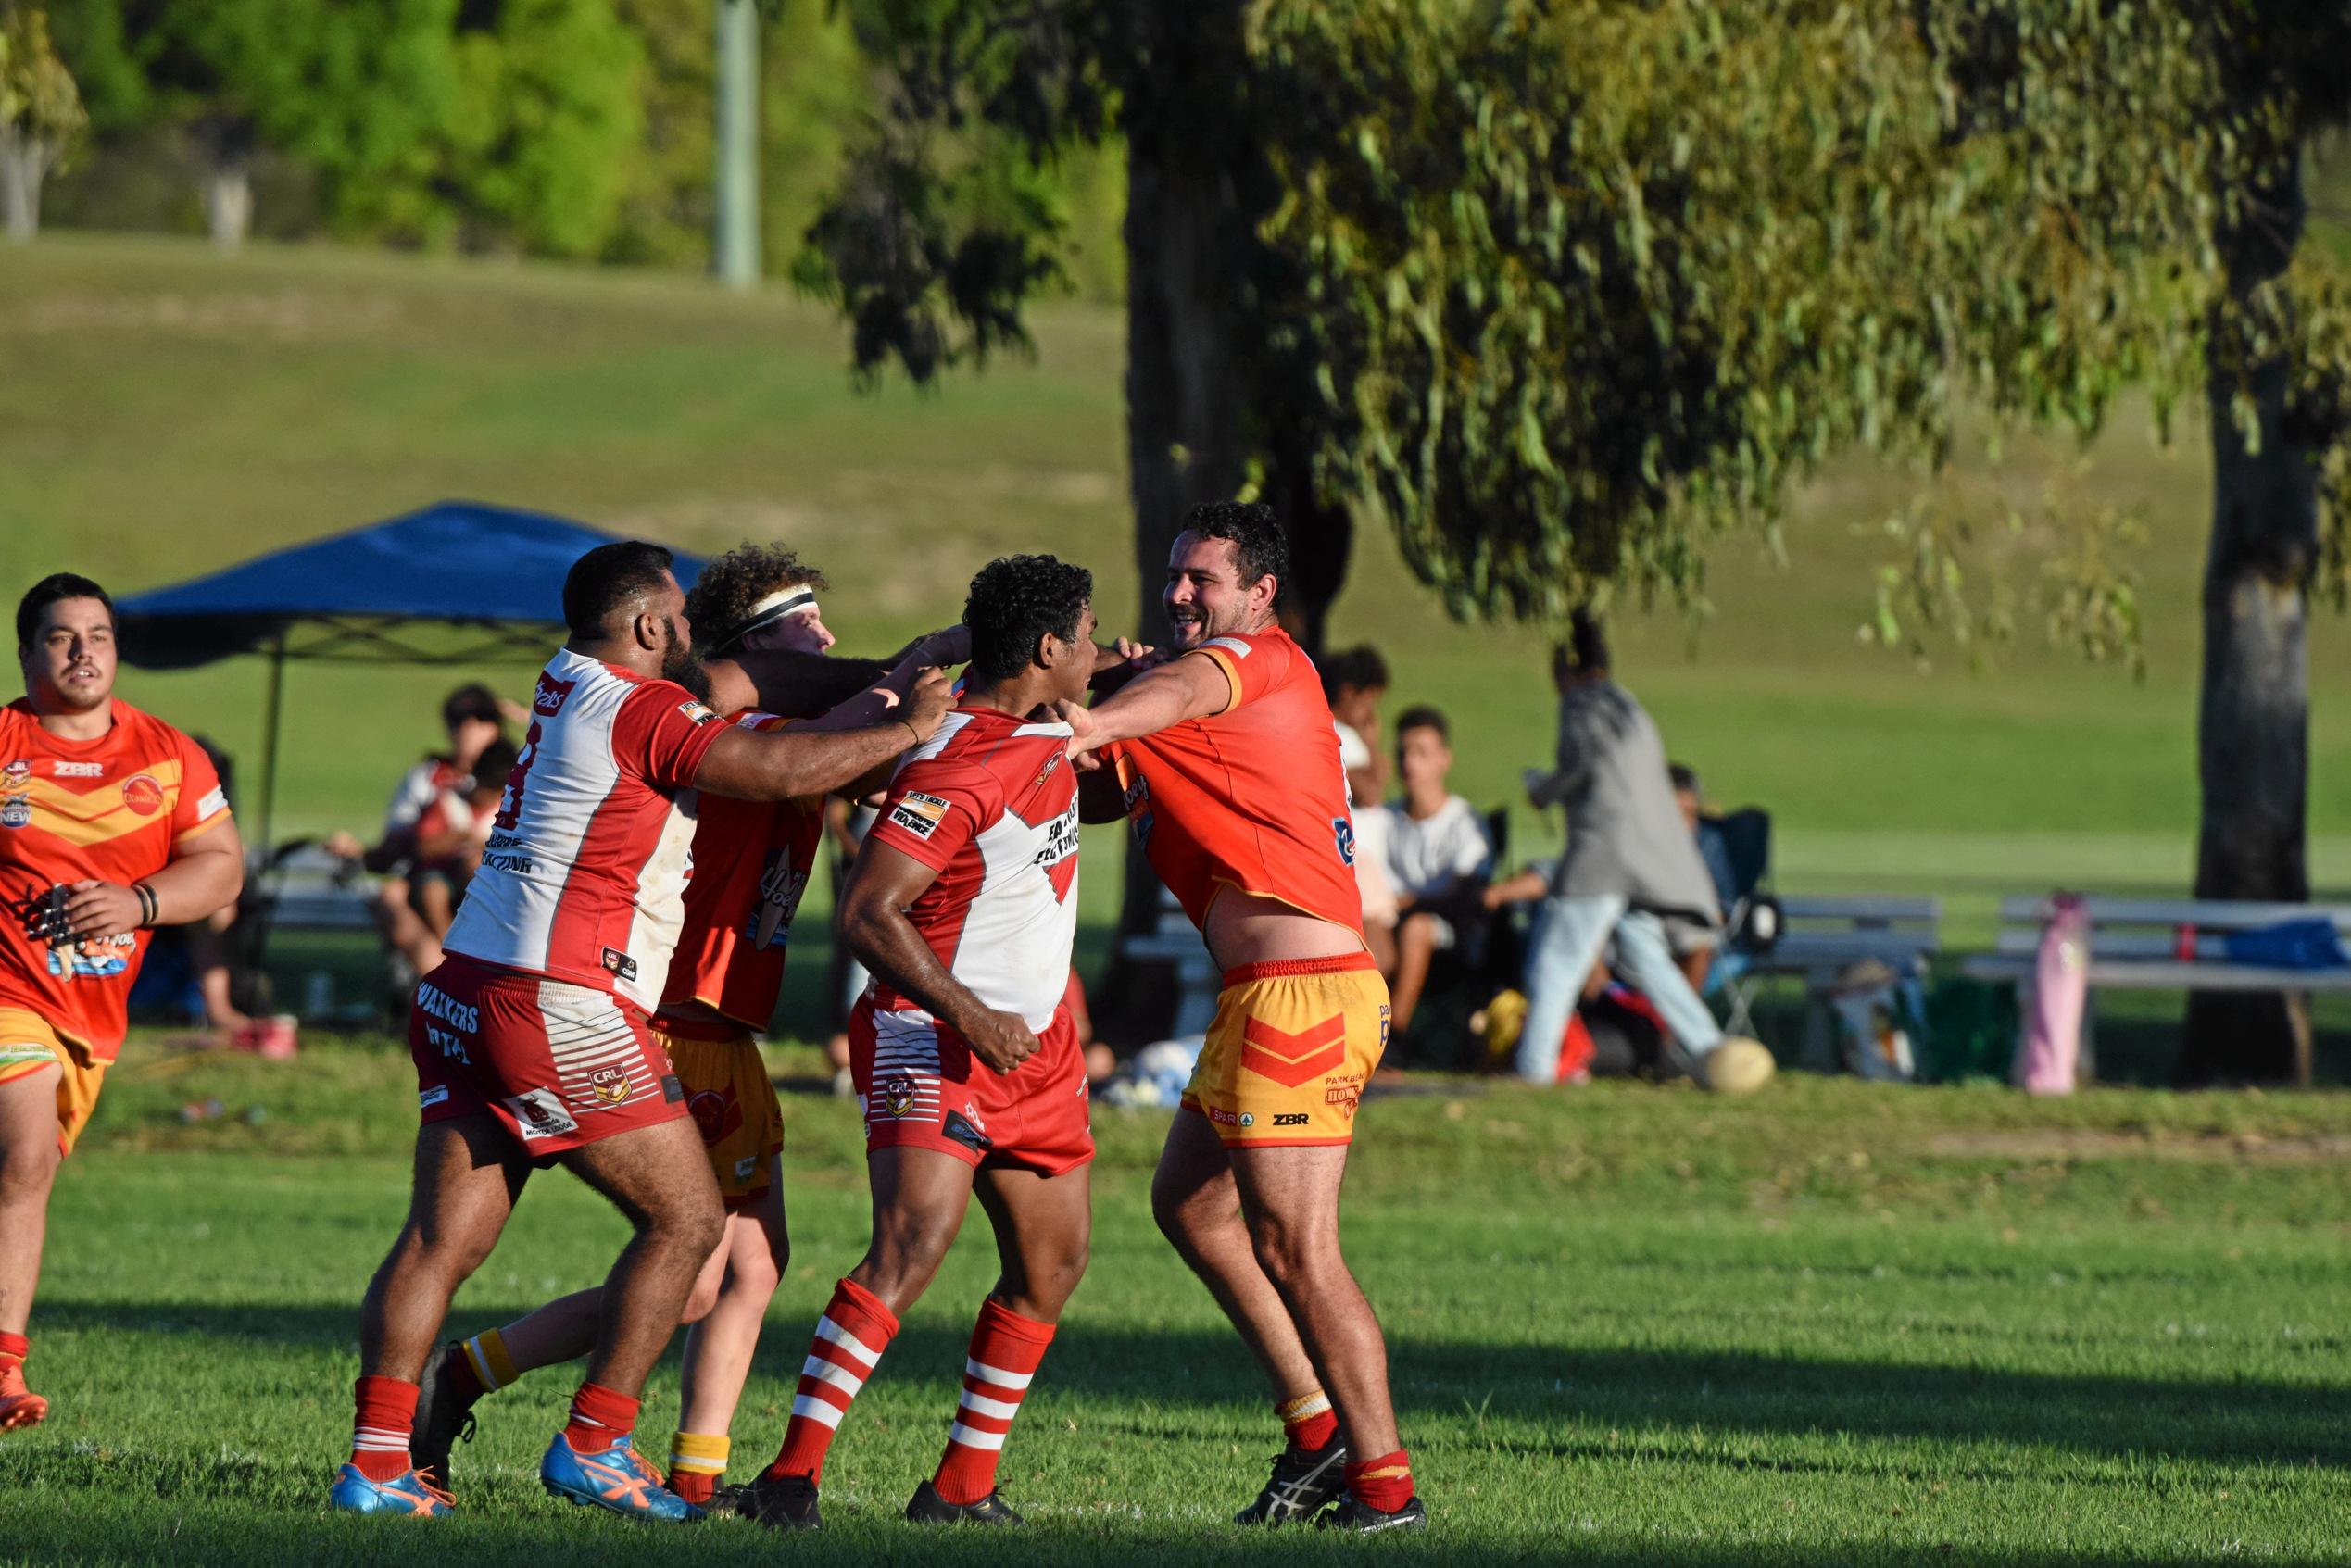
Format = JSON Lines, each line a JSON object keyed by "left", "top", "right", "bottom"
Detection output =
{"left": 540, "top": 1432, "right": 704, "bottom": 1523}
{"left": 329, "top": 1464, "right": 454, "bottom": 1517}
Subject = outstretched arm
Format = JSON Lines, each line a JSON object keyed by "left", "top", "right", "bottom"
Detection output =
{"left": 1060, "top": 651, "right": 1232, "bottom": 758}
{"left": 693, "top": 669, "right": 953, "bottom": 802}
{"left": 839, "top": 842, "right": 1039, "bottom": 1074}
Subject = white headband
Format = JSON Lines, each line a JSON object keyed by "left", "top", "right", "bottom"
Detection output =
{"left": 720, "top": 585, "right": 820, "bottom": 650}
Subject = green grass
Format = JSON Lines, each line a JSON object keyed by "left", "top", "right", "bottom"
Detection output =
{"left": 1, "top": 1035, "right": 2348, "bottom": 1564}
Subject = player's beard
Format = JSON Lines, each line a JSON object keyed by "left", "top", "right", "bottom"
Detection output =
{"left": 660, "top": 618, "right": 709, "bottom": 699}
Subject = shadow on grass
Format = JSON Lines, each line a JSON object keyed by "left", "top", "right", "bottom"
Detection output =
{"left": 37, "top": 1302, "right": 2345, "bottom": 1472}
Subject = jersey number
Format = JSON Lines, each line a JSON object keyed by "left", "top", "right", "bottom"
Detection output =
{"left": 495, "top": 721, "right": 542, "bottom": 830}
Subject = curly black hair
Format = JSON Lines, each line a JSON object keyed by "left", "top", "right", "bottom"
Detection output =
{"left": 1184, "top": 500, "right": 1288, "bottom": 606}
{"left": 964, "top": 554, "right": 1093, "bottom": 683}
{"left": 684, "top": 541, "right": 830, "bottom": 651}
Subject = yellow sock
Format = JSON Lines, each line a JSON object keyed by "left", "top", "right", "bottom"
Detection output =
{"left": 670, "top": 1430, "right": 729, "bottom": 1501}
{"left": 461, "top": 1327, "right": 521, "bottom": 1394}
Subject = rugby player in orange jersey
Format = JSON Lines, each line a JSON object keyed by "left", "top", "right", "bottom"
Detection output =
{"left": 407, "top": 543, "right": 969, "bottom": 1506}
{"left": 1061, "top": 502, "right": 1424, "bottom": 1533}
{"left": 0, "top": 574, "right": 245, "bottom": 1432}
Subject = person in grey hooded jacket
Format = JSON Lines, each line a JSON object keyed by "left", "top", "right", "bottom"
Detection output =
{"left": 1514, "top": 614, "right": 1734, "bottom": 1083}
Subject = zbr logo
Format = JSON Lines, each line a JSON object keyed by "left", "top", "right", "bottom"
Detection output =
{"left": 1332, "top": 816, "right": 1356, "bottom": 866}
{"left": 120, "top": 774, "right": 165, "bottom": 817}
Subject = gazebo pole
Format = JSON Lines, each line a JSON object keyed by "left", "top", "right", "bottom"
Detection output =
{"left": 257, "top": 629, "right": 287, "bottom": 855}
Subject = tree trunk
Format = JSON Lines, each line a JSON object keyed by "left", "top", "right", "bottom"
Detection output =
{"left": 204, "top": 163, "right": 253, "bottom": 250}
{"left": 1268, "top": 462, "right": 1352, "bottom": 657}
{"left": 1098, "top": 136, "right": 1255, "bottom": 1038}
{"left": 2179, "top": 148, "right": 2318, "bottom": 1088}
{"left": 0, "top": 130, "right": 46, "bottom": 242}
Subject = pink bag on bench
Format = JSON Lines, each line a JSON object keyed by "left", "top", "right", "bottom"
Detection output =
{"left": 2014, "top": 893, "right": 2089, "bottom": 1095}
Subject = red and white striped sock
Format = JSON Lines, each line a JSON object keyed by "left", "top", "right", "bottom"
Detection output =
{"left": 765, "top": 1278, "right": 899, "bottom": 1483}
{"left": 931, "top": 1297, "right": 1056, "bottom": 1505}
{"left": 349, "top": 1374, "right": 421, "bottom": 1482}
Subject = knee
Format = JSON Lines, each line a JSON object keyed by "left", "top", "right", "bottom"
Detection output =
{"left": 861, "top": 1215, "right": 955, "bottom": 1299}
{"left": 0, "top": 1135, "right": 59, "bottom": 1200}
{"left": 1248, "top": 1218, "right": 1336, "bottom": 1295}
{"left": 681, "top": 1273, "right": 723, "bottom": 1324}
{"left": 735, "top": 1236, "right": 785, "bottom": 1301}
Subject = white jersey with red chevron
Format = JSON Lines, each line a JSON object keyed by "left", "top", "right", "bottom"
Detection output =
{"left": 443, "top": 646, "right": 727, "bottom": 1012}
{"left": 861, "top": 707, "right": 1080, "bottom": 1030}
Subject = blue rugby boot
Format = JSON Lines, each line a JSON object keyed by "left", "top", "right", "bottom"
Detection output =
{"left": 540, "top": 1431, "right": 706, "bottom": 1523}
{"left": 330, "top": 1464, "right": 454, "bottom": 1518}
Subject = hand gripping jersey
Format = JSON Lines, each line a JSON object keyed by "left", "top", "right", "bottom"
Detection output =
{"left": 1107, "top": 629, "right": 1363, "bottom": 935}
{"left": 0, "top": 699, "right": 232, "bottom": 1058}
{"left": 660, "top": 710, "right": 826, "bottom": 1029}
{"left": 442, "top": 649, "right": 727, "bottom": 1012}
{"left": 861, "top": 707, "right": 1081, "bottom": 1030}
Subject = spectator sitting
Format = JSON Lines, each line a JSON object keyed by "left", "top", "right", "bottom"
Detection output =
{"left": 1380, "top": 706, "right": 1493, "bottom": 1035}
{"left": 323, "top": 683, "right": 514, "bottom": 982}
{"left": 1667, "top": 762, "right": 1738, "bottom": 991}
{"left": 1321, "top": 644, "right": 1401, "bottom": 968}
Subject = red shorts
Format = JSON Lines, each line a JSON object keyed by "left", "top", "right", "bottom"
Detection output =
{"left": 850, "top": 997, "right": 1092, "bottom": 1178}
{"left": 410, "top": 955, "right": 688, "bottom": 1156}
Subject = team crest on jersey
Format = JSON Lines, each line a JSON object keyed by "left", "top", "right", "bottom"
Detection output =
{"left": 2, "top": 759, "right": 27, "bottom": 788}
{"left": 878, "top": 1073, "right": 918, "bottom": 1118}
{"left": 0, "top": 797, "right": 29, "bottom": 830}
{"left": 587, "top": 1066, "right": 635, "bottom": 1106}
{"left": 599, "top": 947, "right": 640, "bottom": 983}
{"left": 690, "top": 1083, "right": 743, "bottom": 1144}
{"left": 888, "top": 791, "right": 951, "bottom": 841}
{"left": 121, "top": 774, "right": 164, "bottom": 817}
{"left": 1332, "top": 816, "right": 1356, "bottom": 866}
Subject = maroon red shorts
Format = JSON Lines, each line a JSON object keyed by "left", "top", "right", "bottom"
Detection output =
{"left": 850, "top": 998, "right": 1092, "bottom": 1178}
{"left": 410, "top": 954, "right": 687, "bottom": 1155}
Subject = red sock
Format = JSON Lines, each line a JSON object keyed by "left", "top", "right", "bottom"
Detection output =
{"left": 562, "top": 1381, "right": 640, "bottom": 1452}
{"left": 767, "top": 1278, "right": 899, "bottom": 1484}
{"left": 932, "top": 1297, "right": 1056, "bottom": 1506}
{"left": 1277, "top": 1389, "right": 1339, "bottom": 1453}
{"left": 671, "top": 1469, "right": 716, "bottom": 1505}
{"left": 349, "top": 1375, "right": 421, "bottom": 1482}
{"left": 1345, "top": 1449, "right": 1415, "bottom": 1513}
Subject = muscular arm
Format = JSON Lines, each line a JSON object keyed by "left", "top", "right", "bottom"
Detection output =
{"left": 700, "top": 649, "right": 886, "bottom": 721}
{"left": 692, "top": 670, "right": 952, "bottom": 803}
{"left": 839, "top": 841, "right": 1037, "bottom": 1073}
{"left": 1066, "top": 650, "right": 1233, "bottom": 755}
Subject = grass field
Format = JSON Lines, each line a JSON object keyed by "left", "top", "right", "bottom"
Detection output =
{"left": 0, "top": 1035, "right": 2347, "bottom": 1565}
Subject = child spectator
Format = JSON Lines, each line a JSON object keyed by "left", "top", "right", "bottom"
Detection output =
{"left": 1381, "top": 707, "right": 1492, "bottom": 1034}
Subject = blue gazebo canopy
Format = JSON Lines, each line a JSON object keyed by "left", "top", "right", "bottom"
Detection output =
{"left": 114, "top": 501, "right": 706, "bottom": 847}
{"left": 118, "top": 501, "right": 705, "bottom": 669}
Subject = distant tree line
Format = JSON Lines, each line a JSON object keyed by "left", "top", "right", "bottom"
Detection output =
{"left": 6, "top": 0, "right": 1123, "bottom": 294}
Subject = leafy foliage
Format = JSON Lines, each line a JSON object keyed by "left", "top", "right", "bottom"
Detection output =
{"left": 1, "top": 1, "right": 90, "bottom": 154}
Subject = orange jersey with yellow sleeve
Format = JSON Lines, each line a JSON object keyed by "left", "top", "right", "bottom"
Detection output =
{"left": 1107, "top": 628, "right": 1364, "bottom": 935}
{"left": 658, "top": 711, "right": 826, "bottom": 1031}
{"left": 0, "top": 699, "right": 233, "bottom": 1059}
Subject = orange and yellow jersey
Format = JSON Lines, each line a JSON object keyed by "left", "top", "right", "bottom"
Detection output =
{"left": 1106, "top": 628, "right": 1364, "bottom": 935}
{"left": 657, "top": 710, "right": 826, "bottom": 1031}
{"left": 0, "top": 698, "right": 233, "bottom": 1059}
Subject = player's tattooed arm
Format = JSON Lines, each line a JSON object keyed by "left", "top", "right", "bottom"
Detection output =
{"left": 838, "top": 840, "right": 1039, "bottom": 1073}
{"left": 693, "top": 669, "right": 954, "bottom": 802}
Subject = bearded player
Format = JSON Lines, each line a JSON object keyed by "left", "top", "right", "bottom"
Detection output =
{"left": 725, "top": 554, "right": 1094, "bottom": 1531}
{"left": 0, "top": 574, "right": 245, "bottom": 1432}
{"left": 406, "top": 545, "right": 966, "bottom": 1507}
{"left": 330, "top": 542, "right": 951, "bottom": 1523}
{"left": 1063, "top": 503, "right": 1423, "bottom": 1532}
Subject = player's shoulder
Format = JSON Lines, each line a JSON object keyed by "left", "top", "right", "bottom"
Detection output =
{"left": 937, "top": 708, "right": 1069, "bottom": 780}
{"left": 107, "top": 697, "right": 198, "bottom": 754}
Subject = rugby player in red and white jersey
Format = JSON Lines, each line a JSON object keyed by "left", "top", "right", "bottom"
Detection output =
{"left": 724, "top": 555, "right": 1095, "bottom": 1531}
{"left": 331, "top": 541, "right": 952, "bottom": 1524}
{"left": 1061, "top": 503, "right": 1423, "bottom": 1532}
{"left": 402, "top": 544, "right": 970, "bottom": 1508}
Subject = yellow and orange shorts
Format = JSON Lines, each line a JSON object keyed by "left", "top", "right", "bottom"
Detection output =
{"left": 654, "top": 1020, "right": 785, "bottom": 1210}
{"left": 1183, "top": 953, "right": 1390, "bottom": 1148}
{"left": 0, "top": 1007, "right": 107, "bottom": 1156}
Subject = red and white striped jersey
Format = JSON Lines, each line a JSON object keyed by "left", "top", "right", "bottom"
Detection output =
{"left": 861, "top": 707, "right": 1080, "bottom": 1030}
{"left": 444, "top": 647, "right": 728, "bottom": 1012}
